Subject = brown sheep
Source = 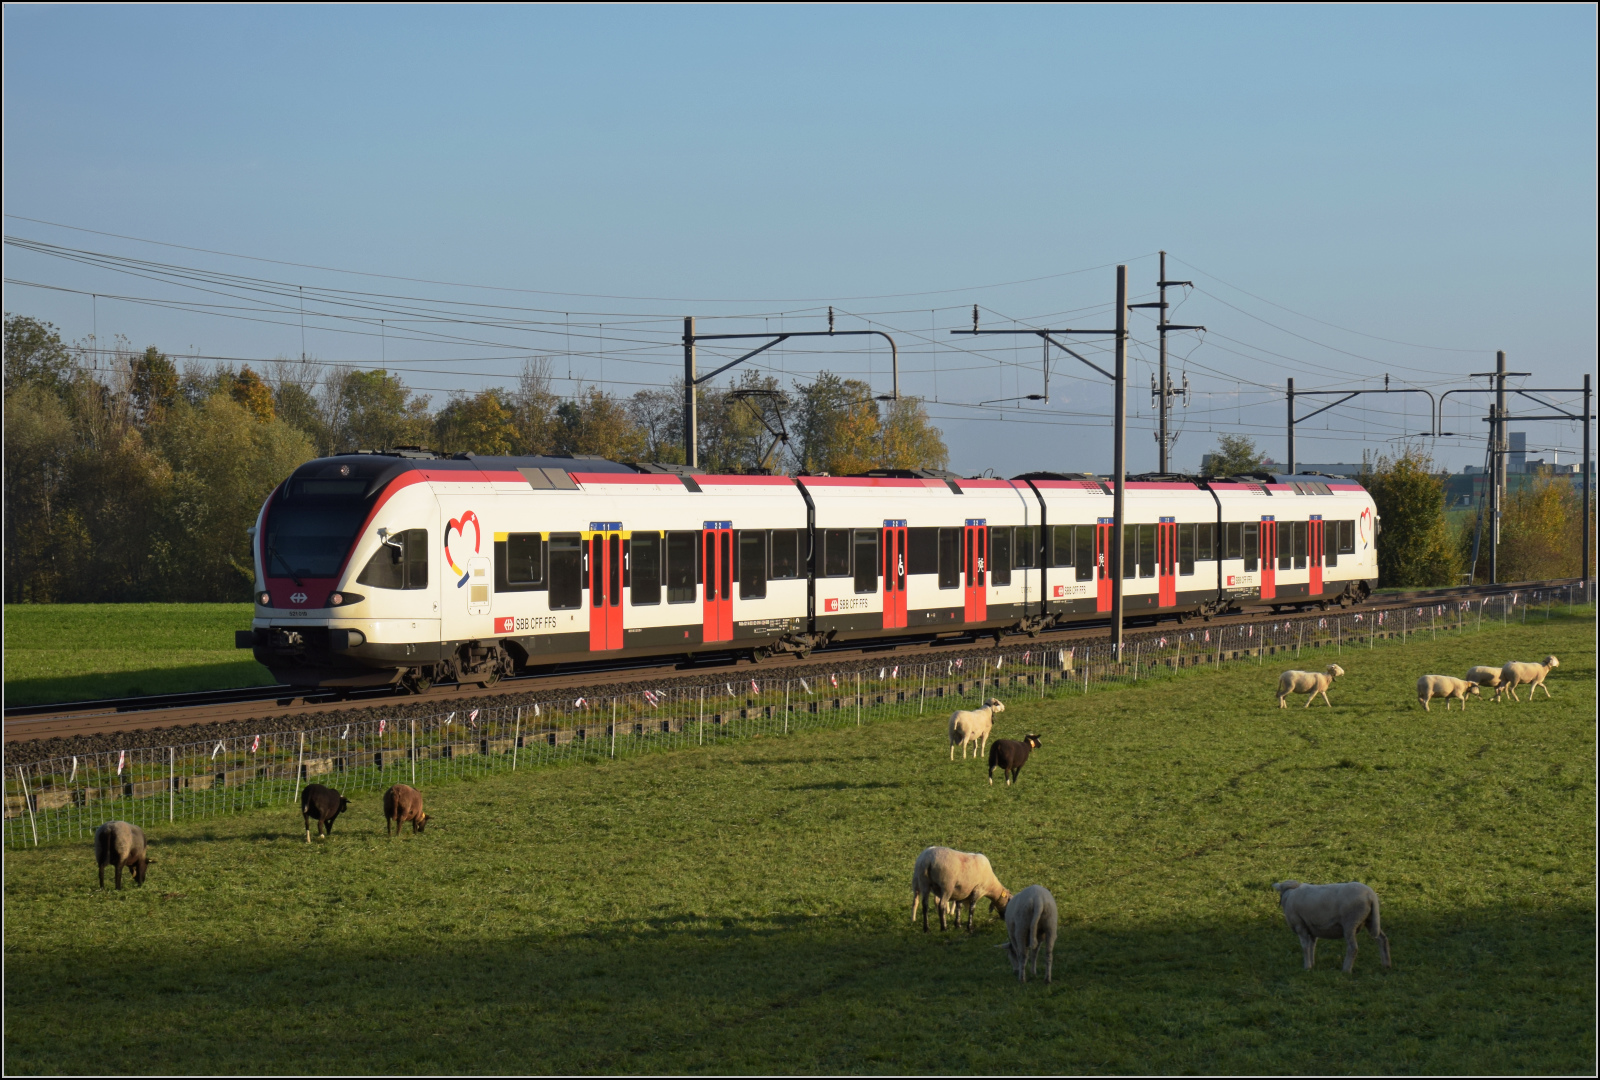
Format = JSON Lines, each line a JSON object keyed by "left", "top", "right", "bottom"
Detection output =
{"left": 94, "top": 820, "right": 149, "bottom": 890}
{"left": 383, "top": 784, "right": 428, "bottom": 836}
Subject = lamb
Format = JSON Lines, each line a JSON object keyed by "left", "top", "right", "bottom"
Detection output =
{"left": 910, "top": 846, "right": 1012, "bottom": 933}
{"left": 300, "top": 783, "right": 350, "bottom": 842}
{"left": 94, "top": 820, "right": 149, "bottom": 890}
{"left": 383, "top": 783, "right": 428, "bottom": 836}
{"left": 1464, "top": 665, "right": 1506, "bottom": 701}
{"left": 987, "top": 735, "right": 1041, "bottom": 786}
{"left": 1416, "top": 674, "right": 1481, "bottom": 712}
{"left": 1500, "top": 656, "right": 1559, "bottom": 702}
{"left": 949, "top": 699, "right": 1004, "bottom": 760}
{"left": 999, "top": 884, "right": 1058, "bottom": 984}
{"left": 1277, "top": 664, "right": 1345, "bottom": 708}
{"left": 1272, "top": 880, "right": 1391, "bottom": 973}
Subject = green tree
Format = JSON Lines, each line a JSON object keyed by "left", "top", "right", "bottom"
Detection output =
{"left": 880, "top": 395, "right": 949, "bottom": 471}
{"left": 1362, "top": 446, "right": 1460, "bottom": 587}
{"left": 3, "top": 382, "right": 78, "bottom": 600}
{"left": 231, "top": 365, "right": 275, "bottom": 422}
{"left": 791, "top": 372, "right": 881, "bottom": 475}
{"left": 128, "top": 346, "right": 179, "bottom": 426}
{"left": 3, "top": 313, "right": 76, "bottom": 396}
{"left": 554, "top": 386, "right": 648, "bottom": 459}
{"left": 269, "top": 359, "right": 332, "bottom": 454}
{"left": 509, "top": 358, "right": 563, "bottom": 455}
{"left": 434, "top": 388, "right": 519, "bottom": 456}
{"left": 1476, "top": 469, "right": 1593, "bottom": 583}
{"left": 628, "top": 384, "right": 686, "bottom": 464}
{"left": 1204, "top": 433, "right": 1264, "bottom": 475}
{"left": 328, "top": 369, "right": 432, "bottom": 452}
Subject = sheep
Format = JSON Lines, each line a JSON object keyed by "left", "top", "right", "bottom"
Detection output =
{"left": 999, "top": 884, "right": 1058, "bottom": 984}
{"left": 987, "top": 735, "right": 1041, "bottom": 786}
{"left": 1276, "top": 664, "right": 1345, "bottom": 709}
{"left": 949, "top": 699, "right": 1004, "bottom": 760}
{"left": 1500, "top": 656, "right": 1559, "bottom": 702}
{"left": 300, "top": 783, "right": 350, "bottom": 842}
{"left": 1464, "top": 665, "right": 1506, "bottom": 702}
{"left": 94, "top": 821, "right": 149, "bottom": 890}
{"left": 1273, "top": 880, "right": 1391, "bottom": 973}
{"left": 910, "top": 846, "right": 1012, "bottom": 933}
{"left": 1416, "top": 674, "right": 1481, "bottom": 712}
{"left": 383, "top": 784, "right": 428, "bottom": 836}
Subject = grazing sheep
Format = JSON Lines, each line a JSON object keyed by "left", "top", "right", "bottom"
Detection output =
{"left": 1464, "top": 665, "right": 1506, "bottom": 702}
{"left": 1416, "top": 674, "right": 1481, "bottom": 712}
{"left": 910, "top": 846, "right": 1012, "bottom": 933}
{"left": 987, "top": 735, "right": 1041, "bottom": 786}
{"left": 949, "top": 699, "right": 1005, "bottom": 760}
{"left": 1500, "top": 656, "right": 1559, "bottom": 702}
{"left": 1000, "top": 884, "right": 1058, "bottom": 984}
{"left": 383, "top": 784, "right": 428, "bottom": 836}
{"left": 94, "top": 821, "right": 149, "bottom": 890}
{"left": 1277, "top": 664, "right": 1345, "bottom": 709}
{"left": 300, "top": 783, "right": 350, "bottom": 843}
{"left": 1273, "top": 880, "right": 1391, "bottom": 973}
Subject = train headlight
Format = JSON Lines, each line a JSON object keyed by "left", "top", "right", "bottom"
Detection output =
{"left": 257, "top": 591, "right": 271, "bottom": 606}
{"left": 328, "top": 591, "right": 364, "bottom": 607}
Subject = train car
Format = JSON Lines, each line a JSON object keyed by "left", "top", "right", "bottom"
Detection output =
{"left": 238, "top": 452, "right": 1377, "bottom": 691}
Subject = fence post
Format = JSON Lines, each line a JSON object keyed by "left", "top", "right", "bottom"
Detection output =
{"left": 1297, "top": 621, "right": 1303, "bottom": 659}
{"left": 784, "top": 681, "right": 790, "bottom": 735}
{"left": 296, "top": 730, "right": 305, "bottom": 798}
{"left": 513, "top": 707, "right": 521, "bottom": 771}
{"left": 410, "top": 720, "right": 416, "bottom": 786}
{"left": 610, "top": 698, "right": 617, "bottom": 759}
{"left": 16, "top": 766, "right": 39, "bottom": 847}
{"left": 169, "top": 746, "right": 176, "bottom": 822}
{"left": 698, "top": 688, "right": 704, "bottom": 746}
{"left": 919, "top": 665, "right": 927, "bottom": 714}
{"left": 856, "top": 671, "right": 861, "bottom": 727}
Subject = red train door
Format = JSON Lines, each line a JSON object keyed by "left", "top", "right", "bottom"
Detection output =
{"left": 588, "top": 527, "right": 623, "bottom": 651}
{"left": 1310, "top": 516, "right": 1324, "bottom": 596}
{"left": 1259, "top": 516, "right": 1276, "bottom": 600}
{"left": 1095, "top": 518, "right": 1113, "bottom": 612}
{"left": 963, "top": 521, "right": 988, "bottom": 623}
{"left": 881, "top": 522, "right": 907, "bottom": 629}
{"left": 702, "top": 523, "right": 733, "bottom": 643}
{"left": 1157, "top": 517, "right": 1177, "bottom": 607}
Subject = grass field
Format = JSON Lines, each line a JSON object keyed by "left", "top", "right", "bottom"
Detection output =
{"left": 3, "top": 610, "right": 1593, "bottom": 1074}
{"left": 1, "top": 604, "right": 272, "bottom": 705}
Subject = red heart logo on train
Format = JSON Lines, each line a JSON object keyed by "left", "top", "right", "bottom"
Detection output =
{"left": 444, "top": 510, "right": 481, "bottom": 588}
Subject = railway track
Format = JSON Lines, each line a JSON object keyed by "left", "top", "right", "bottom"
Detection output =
{"left": 5, "top": 578, "right": 1582, "bottom": 746}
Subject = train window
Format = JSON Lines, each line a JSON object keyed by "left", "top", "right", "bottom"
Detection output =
{"left": 1075, "top": 526, "right": 1094, "bottom": 581}
{"left": 1337, "top": 519, "right": 1356, "bottom": 554}
{"left": 1122, "top": 526, "right": 1136, "bottom": 580}
{"left": 853, "top": 530, "right": 878, "bottom": 594}
{"left": 1223, "top": 522, "right": 1242, "bottom": 560}
{"left": 823, "top": 529, "right": 851, "bottom": 577}
{"left": 1014, "top": 526, "right": 1037, "bottom": 569}
{"left": 547, "top": 534, "right": 583, "bottom": 609}
{"left": 1196, "top": 522, "right": 1215, "bottom": 562}
{"left": 738, "top": 530, "right": 768, "bottom": 599}
{"left": 991, "top": 527, "right": 1012, "bottom": 587}
{"left": 1138, "top": 524, "right": 1156, "bottom": 578}
{"left": 1277, "top": 521, "right": 1292, "bottom": 571}
{"left": 908, "top": 527, "right": 938, "bottom": 575}
{"left": 1292, "top": 521, "right": 1307, "bottom": 569}
{"left": 665, "top": 531, "right": 697, "bottom": 603}
{"left": 493, "top": 532, "right": 545, "bottom": 593}
{"left": 1243, "top": 523, "right": 1259, "bottom": 572}
{"left": 1179, "top": 523, "right": 1196, "bottom": 576}
{"left": 358, "top": 528, "right": 429, "bottom": 590}
{"left": 630, "top": 532, "right": 661, "bottom": 606}
{"left": 937, "top": 527, "right": 961, "bottom": 589}
{"left": 770, "top": 530, "right": 800, "bottom": 579}
{"left": 1050, "top": 525, "right": 1074, "bottom": 567}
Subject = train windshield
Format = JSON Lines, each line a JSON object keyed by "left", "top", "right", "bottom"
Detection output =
{"left": 263, "top": 479, "right": 371, "bottom": 579}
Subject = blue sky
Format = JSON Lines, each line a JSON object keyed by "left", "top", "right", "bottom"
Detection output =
{"left": 4, "top": 5, "right": 1594, "bottom": 475}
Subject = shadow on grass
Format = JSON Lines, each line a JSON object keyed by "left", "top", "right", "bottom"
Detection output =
{"left": 5, "top": 905, "right": 1592, "bottom": 1074}
{"left": 2, "top": 660, "right": 274, "bottom": 706}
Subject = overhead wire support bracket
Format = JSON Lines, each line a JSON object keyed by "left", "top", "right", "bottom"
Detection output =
{"left": 1284, "top": 383, "right": 1439, "bottom": 474}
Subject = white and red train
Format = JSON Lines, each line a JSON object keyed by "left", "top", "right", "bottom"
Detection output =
{"left": 239, "top": 451, "right": 1378, "bottom": 691}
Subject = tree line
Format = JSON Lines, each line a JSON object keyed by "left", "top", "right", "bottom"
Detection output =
{"left": 3, "top": 314, "right": 948, "bottom": 603}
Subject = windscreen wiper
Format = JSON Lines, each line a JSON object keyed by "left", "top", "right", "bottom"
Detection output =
{"left": 268, "top": 545, "right": 304, "bottom": 586}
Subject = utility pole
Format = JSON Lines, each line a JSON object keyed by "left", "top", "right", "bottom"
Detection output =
{"left": 683, "top": 317, "right": 698, "bottom": 468}
{"left": 1287, "top": 377, "right": 1295, "bottom": 475}
{"left": 1111, "top": 266, "right": 1128, "bottom": 650}
{"left": 1492, "top": 350, "right": 1506, "bottom": 584}
{"left": 1128, "top": 251, "right": 1201, "bottom": 472}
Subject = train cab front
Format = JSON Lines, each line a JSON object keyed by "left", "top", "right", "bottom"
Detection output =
{"left": 237, "top": 454, "right": 437, "bottom": 691}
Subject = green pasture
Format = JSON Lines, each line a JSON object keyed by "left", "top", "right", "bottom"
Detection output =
{"left": 4, "top": 610, "right": 1593, "bottom": 1074}
{"left": 1, "top": 603, "right": 272, "bottom": 705}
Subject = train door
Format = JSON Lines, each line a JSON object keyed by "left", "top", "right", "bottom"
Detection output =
{"left": 702, "top": 523, "right": 733, "bottom": 643}
{"left": 881, "top": 522, "right": 907, "bottom": 629}
{"left": 1259, "top": 515, "right": 1277, "bottom": 600}
{"left": 1309, "top": 516, "right": 1324, "bottom": 596}
{"left": 587, "top": 527, "right": 623, "bottom": 651}
{"left": 963, "top": 521, "right": 988, "bottom": 623}
{"left": 1095, "top": 518, "right": 1113, "bottom": 612}
{"left": 1157, "top": 517, "right": 1177, "bottom": 607}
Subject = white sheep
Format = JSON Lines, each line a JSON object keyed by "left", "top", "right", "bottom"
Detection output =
{"left": 1273, "top": 880, "right": 1391, "bottom": 973}
{"left": 910, "top": 845, "right": 1012, "bottom": 933}
{"left": 999, "top": 884, "right": 1058, "bottom": 984}
{"left": 1500, "top": 656, "right": 1559, "bottom": 702}
{"left": 1276, "top": 664, "right": 1345, "bottom": 709}
{"left": 1416, "top": 674, "right": 1481, "bottom": 712}
{"left": 948, "top": 698, "right": 1004, "bottom": 760}
{"left": 1464, "top": 665, "right": 1506, "bottom": 702}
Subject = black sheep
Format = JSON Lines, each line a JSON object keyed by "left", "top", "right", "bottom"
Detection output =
{"left": 987, "top": 735, "right": 1041, "bottom": 786}
{"left": 300, "top": 783, "right": 350, "bottom": 842}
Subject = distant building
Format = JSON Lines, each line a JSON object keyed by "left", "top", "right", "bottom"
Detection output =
{"left": 1293, "top": 463, "right": 1366, "bottom": 477}
{"left": 1510, "top": 431, "right": 1527, "bottom": 473}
